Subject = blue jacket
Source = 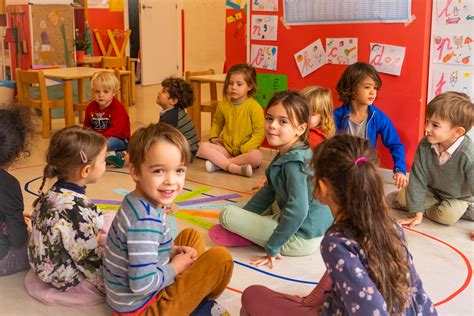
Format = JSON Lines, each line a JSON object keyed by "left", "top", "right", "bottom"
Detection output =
{"left": 334, "top": 104, "right": 406, "bottom": 174}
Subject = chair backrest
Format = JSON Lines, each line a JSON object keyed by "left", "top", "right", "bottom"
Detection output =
{"left": 185, "top": 69, "right": 217, "bottom": 101}
{"left": 100, "top": 56, "right": 129, "bottom": 70}
{"left": 15, "top": 68, "right": 49, "bottom": 107}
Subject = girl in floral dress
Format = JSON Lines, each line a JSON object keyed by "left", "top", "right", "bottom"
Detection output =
{"left": 25, "top": 126, "right": 111, "bottom": 306}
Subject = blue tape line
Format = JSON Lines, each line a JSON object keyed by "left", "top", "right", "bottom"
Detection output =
{"left": 233, "top": 260, "right": 318, "bottom": 285}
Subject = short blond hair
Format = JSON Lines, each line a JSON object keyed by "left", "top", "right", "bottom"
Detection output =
{"left": 301, "top": 86, "right": 336, "bottom": 137}
{"left": 91, "top": 71, "right": 120, "bottom": 94}
{"left": 426, "top": 92, "right": 473, "bottom": 133}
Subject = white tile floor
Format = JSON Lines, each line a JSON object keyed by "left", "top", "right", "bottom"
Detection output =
{"left": 1, "top": 84, "right": 473, "bottom": 315}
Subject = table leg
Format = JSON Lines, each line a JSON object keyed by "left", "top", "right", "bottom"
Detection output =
{"left": 63, "top": 80, "right": 74, "bottom": 126}
{"left": 120, "top": 73, "right": 130, "bottom": 112}
{"left": 191, "top": 80, "right": 201, "bottom": 139}
{"left": 78, "top": 78, "right": 86, "bottom": 123}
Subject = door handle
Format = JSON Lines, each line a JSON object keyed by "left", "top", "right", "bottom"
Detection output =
{"left": 142, "top": 4, "right": 153, "bottom": 9}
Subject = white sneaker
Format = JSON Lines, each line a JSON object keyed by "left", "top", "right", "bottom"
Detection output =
{"left": 205, "top": 160, "right": 220, "bottom": 173}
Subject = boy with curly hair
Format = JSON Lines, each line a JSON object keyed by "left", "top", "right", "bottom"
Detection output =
{"left": 157, "top": 77, "right": 199, "bottom": 158}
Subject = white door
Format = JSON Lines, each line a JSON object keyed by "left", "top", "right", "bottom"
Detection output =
{"left": 139, "top": 0, "right": 181, "bottom": 86}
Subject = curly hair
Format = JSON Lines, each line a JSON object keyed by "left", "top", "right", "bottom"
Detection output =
{"left": 161, "top": 77, "right": 195, "bottom": 109}
{"left": 0, "top": 104, "right": 35, "bottom": 168}
{"left": 336, "top": 62, "right": 382, "bottom": 104}
{"left": 312, "top": 134, "right": 411, "bottom": 313}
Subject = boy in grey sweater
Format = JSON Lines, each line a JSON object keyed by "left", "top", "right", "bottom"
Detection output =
{"left": 396, "top": 92, "right": 473, "bottom": 229}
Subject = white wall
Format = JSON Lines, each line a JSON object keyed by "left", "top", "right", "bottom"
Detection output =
{"left": 183, "top": 0, "right": 225, "bottom": 73}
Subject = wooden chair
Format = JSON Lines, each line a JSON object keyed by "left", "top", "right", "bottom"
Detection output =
{"left": 185, "top": 69, "right": 219, "bottom": 121}
{"left": 100, "top": 56, "right": 131, "bottom": 111}
{"left": 16, "top": 68, "right": 64, "bottom": 138}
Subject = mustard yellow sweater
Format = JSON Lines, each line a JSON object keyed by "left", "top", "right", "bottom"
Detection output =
{"left": 209, "top": 97, "right": 265, "bottom": 156}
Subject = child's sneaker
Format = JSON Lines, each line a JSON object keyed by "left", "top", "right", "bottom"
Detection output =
{"left": 191, "top": 300, "right": 229, "bottom": 316}
{"left": 240, "top": 164, "right": 253, "bottom": 177}
{"left": 106, "top": 154, "right": 125, "bottom": 168}
{"left": 205, "top": 160, "right": 220, "bottom": 173}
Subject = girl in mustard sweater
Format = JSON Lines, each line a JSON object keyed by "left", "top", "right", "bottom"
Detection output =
{"left": 197, "top": 64, "right": 265, "bottom": 177}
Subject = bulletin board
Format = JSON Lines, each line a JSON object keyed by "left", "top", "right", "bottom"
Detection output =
{"left": 31, "top": 4, "right": 75, "bottom": 67}
{"left": 427, "top": 0, "right": 473, "bottom": 102}
{"left": 238, "top": 0, "right": 433, "bottom": 171}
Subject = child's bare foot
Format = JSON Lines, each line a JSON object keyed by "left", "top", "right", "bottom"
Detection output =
{"left": 470, "top": 231, "right": 474, "bottom": 240}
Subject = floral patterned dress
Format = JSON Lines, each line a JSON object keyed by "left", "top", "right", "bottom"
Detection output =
{"left": 27, "top": 181, "right": 104, "bottom": 292}
{"left": 320, "top": 225, "right": 437, "bottom": 316}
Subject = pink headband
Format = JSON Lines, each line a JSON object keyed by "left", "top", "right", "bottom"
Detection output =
{"left": 354, "top": 157, "right": 368, "bottom": 165}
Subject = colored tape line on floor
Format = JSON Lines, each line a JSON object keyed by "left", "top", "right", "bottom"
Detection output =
{"left": 172, "top": 211, "right": 214, "bottom": 230}
{"left": 176, "top": 193, "right": 242, "bottom": 206}
{"left": 174, "top": 186, "right": 213, "bottom": 203}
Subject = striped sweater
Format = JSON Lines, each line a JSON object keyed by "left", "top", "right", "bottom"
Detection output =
{"left": 103, "top": 192, "right": 176, "bottom": 312}
{"left": 159, "top": 107, "right": 199, "bottom": 156}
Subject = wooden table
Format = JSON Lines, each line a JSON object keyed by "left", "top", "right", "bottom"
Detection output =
{"left": 77, "top": 56, "right": 138, "bottom": 105}
{"left": 43, "top": 67, "right": 131, "bottom": 126}
{"left": 188, "top": 73, "right": 226, "bottom": 138}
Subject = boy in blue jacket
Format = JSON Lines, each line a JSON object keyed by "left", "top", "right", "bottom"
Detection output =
{"left": 334, "top": 62, "right": 408, "bottom": 189}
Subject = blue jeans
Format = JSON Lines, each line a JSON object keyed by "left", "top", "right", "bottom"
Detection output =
{"left": 107, "top": 137, "right": 128, "bottom": 152}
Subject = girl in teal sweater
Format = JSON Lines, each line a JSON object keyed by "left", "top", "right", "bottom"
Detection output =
{"left": 219, "top": 91, "right": 333, "bottom": 268}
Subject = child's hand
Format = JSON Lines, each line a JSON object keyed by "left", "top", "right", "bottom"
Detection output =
{"left": 399, "top": 212, "right": 423, "bottom": 227}
{"left": 250, "top": 253, "right": 283, "bottom": 269}
{"left": 393, "top": 173, "right": 408, "bottom": 189}
{"left": 210, "top": 137, "right": 222, "bottom": 145}
{"left": 170, "top": 246, "right": 197, "bottom": 260}
{"left": 252, "top": 177, "right": 267, "bottom": 193}
{"left": 171, "top": 252, "right": 195, "bottom": 274}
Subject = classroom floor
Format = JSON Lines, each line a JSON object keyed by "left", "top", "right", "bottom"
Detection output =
{"left": 1, "top": 84, "right": 472, "bottom": 316}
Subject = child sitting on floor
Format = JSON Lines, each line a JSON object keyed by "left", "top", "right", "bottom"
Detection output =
{"left": 0, "top": 104, "right": 33, "bottom": 276}
{"left": 157, "top": 76, "right": 199, "bottom": 158}
{"left": 334, "top": 62, "right": 408, "bottom": 189}
{"left": 301, "top": 86, "right": 336, "bottom": 149}
{"left": 103, "top": 123, "right": 233, "bottom": 315}
{"left": 241, "top": 134, "right": 437, "bottom": 316}
{"left": 26, "top": 126, "right": 109, "bottom": 306}
{"left": 396, "top": 92, "right": 473, "bottom": 229}
{"left": 83, "top": 71, "right": 131, "bottom": 168}
{"left": 219, "top": 91, "right": 333, "bottom": 269}
{"left": 197, "top": 63, "right": 265, "bottom": 177}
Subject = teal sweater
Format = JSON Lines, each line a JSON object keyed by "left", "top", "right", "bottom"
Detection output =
{"left": 245, "top": 145, "right": 333, "bottom": 256}
{"left": 407, "top": 136, "right": 474, "bottom": 212}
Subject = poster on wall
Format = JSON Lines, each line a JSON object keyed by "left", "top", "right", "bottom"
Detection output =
{"left": 31, "top": 4, "right": 75, "bottom": 67}
{"left": 226, "top": 0, "right": 243, "bottom": 10}
{"left": 369, "top": 43, "right": 406, "bottom": 76}
{"left": 87, "top": 0, "right": 108, "bottom": 8}
{"left": 293, "top": 38, "right": 326, "bottom": 78}
{"left": 435, "top": 0, "right": 474, "bottom": 25}
{"left": 252, "top": 0, "right": 278, "bottom": 12}
{"left": 432, "top": 34, "right": 473, "bottom": 65}
{"left": 251, "top": 15, "right": 278, "bottom": 41}
{"left": 326, "top": 38, "right": 358, "bottom": 65}
{"left": 250, "top": 44, "right": 278, "bottom": 71}
{"left": 254, "top": 73, "right": 288, "bottom": 107}
{"left": 431, "top": 67, "right": 472, "bottom": 100}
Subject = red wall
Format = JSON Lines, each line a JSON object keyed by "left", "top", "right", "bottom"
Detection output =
{"left": 228, "top": 2, "right": 433, "bottom": 171}
{"left": 87, "top": 9, "right": 125, "bottom": 56}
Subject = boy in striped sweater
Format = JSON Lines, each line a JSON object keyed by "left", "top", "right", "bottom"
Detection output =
{"left": 103, "top": 123, "right": 233, "bottom": 315}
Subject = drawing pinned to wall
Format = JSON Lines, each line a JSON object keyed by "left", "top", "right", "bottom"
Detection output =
{"left": 227, "top": 12, "right": 243, "bottom": 23}
{"left": 226, "top": 0, "right": 243, "bottom": 10}
{"left": 109, "top": 0, "right": 123, "bottom": 12}
{"left": 431, "top": 67, "right": 472, "bottom": 100}
{"left": 436, "top": 0, "right": 474, "bottom": 25}
{"left": 251, "top": 15, "right": 278, "bottom": 41}
{"left": 294, "top": 38, "right": 326, "bottom": 78}
{"left": 432, "top": 34, "right": 473, "bottom": 65}
{"left": 252, "top": 0, "right": 278, "bottom": 12}
{"left": 250, "top": 44, "right": 278, "bottom": 71}
{"left": 31, "top": 4, "right": 75, "bottom": 67}
{"left": 369, "top": 43, "right": 406, "bottom": 76}
{"left": 87, "top": 0, "right": 108, "bottom": 8}
{"left": 326, "top": 38, "right": 358, "bottom": 65}
{"left": 254, "top": 73, "right": 288, "bottom": 107}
